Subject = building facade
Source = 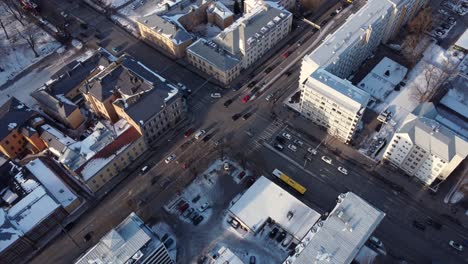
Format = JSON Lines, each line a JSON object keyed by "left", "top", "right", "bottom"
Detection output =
{"left": 383, "top": 115, "right": 468, "bottom": 186}
{"left": 300, "top": 69, "right": 370, "bottom": 143}
{"left": 187, "top": 4, "right": 292, "bottom": 85}
{"left": 244, "top": 0, "right": 297, "bottom": 13}
{"left": 382, "top": 0, "right": 428, "bottom": 43}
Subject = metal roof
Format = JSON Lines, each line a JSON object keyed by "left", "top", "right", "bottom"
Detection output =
{"left": 229, "top": 176, "right": 320, "bottom": 240}
{"left": 287, "top": 192, "right": 385, "bottom": 264}
{"left": 187, "top": 39, "right": 241, "bottom": 71}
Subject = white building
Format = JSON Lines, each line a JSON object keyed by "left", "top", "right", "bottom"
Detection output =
{"left": 208, "top": 246, "right": 244, "bottom": 264}
{"left": 228, "top": 176, "right": 321, "bottom": 241}
{"left": 75, "top": 213, "right": 174, "bottom": 264}
{"left": 383, "top": 0, "right": 428, "bottom": 43}
{"left": 298, "top": 0, "right": 426, "bottom": 143}
{"left": 383, "top": 114, "right": 468, "bottom": 186}
{"left": 300, "top": 69, "right": 370, "bottom": 143}
{"left": 284, "top": 192, "right": 385, "bottom": 264}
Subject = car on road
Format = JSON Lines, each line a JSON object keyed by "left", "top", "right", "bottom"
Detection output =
{"left": 242, "top": 112, "right": 252, "bottom": 120}
{"left": 194, "top": 130, "right": 206, "bottom": 139}
{"left": 248, "top": 81, "right": 257, "bottom": 88}
{"left": 165, "top": 154, "right": 176, "bottom": 164}
{"left": 198, "top": 202, "right": 210, "bottom": 212}
{"left": 369, "top": 236, "right": 383, "bottom": 247}
{"left": 265, "top": 67, "right": 273, "bottom": 73}
{"left": 223, "top": 99, "right": 233, "bottom": 107}
{"left": 335, "top": 6, "right": 343, "bottom": 13}
{"left": 282, "top": 51, "right": 290, "bottom": 58}
{"left": 83, "top": 231, "right": 94, "bottom": 242}
{"left": 321, "top": 156, "right": 332, "bottom": 164}
{"left": 307, "top": 147, "right": 317, "bottom": 155}
{"left": 329, "top": 11, "right": 337, "bottom": 17}
{"left": 293, "top": 139, "right": 304, "bottom": 147}
{"left": 412, "top": 221, "right": 426, "bottom": 231}
{"left": 210, "top": 93, "right": 222, "bottom": 98}
{"left": 288, "top": 144, "right": 297, "bottom": 152}
{"left": 184, "top": 128, "right": 194, "bottom": 138}
{"left": 242, "top": 95, "right": 250, "bottom": 103}
{"left": 202, "top": 133, "right": 213, "bottom": 142}
{"left": 282, "top": 133, "right": 292, "bottom": 140}
{"left": 274, "top": 143, "right": 284, "bottom": 151}
{"left": 265, "top": 93, "right": 273, "bottom": 101}
{"left": 269, "top": 227, "right": 279, "bottom": 239}
{"left": 449, "top": 240, "right": 463, "bottom": 251}
{"left": 232, "top": 113, "right": 242, "bottom": 121}
{"left": 337, "top": 166, "right": 348, "bottom": 175}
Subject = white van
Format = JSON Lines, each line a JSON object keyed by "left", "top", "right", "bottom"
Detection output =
{"left": 194, "top": 129, "right": 206, "bottom": 140}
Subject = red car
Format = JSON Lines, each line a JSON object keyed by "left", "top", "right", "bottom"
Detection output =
{"left": 242, "top": 95, "right": 250, "bottom": 103}
{"left": 184, "top": 128, "right": 194, "bottom": 138}
{"left": 282, "top": 51, "right": 290, "bottom": 58}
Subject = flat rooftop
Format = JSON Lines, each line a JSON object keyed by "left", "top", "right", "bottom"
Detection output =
{"left": 307, "top": 69, "right": 370, "bottom": 111}
{"left": 357, "top": 57, "right": 407, "bottom": 101}
{"left": 305, "top": 0, "right": 393, "bottom": 67}
{"left": 454, "top": 28, "right": 468, "bottom": 51}
{"left": 229, "top": 176, "right": 320, "bottom": 240}
{"left": 286, "top": 192, "right": 385, "bottom": 264}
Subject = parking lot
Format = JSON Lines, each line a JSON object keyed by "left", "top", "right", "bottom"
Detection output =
{"left": 161, "top": 158, "right": 292, "bottom": 263}
{"left": 430, "top": 0, "right": 467, "bottom": 40}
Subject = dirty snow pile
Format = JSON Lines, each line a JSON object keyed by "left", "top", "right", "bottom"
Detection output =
{"left": 0, "top": 5, "right": 61, "bottom": 87}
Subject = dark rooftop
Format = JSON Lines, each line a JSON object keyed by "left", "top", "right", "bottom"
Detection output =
{"left": 0, "top": 97, "right": 36, "bottom": 140}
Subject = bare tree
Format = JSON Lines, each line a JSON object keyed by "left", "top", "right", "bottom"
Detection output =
{"left": 17, "top": 26, "right": 39, "bottom": 57}
{"left": 407, "top": 7, "right": 433, "bottom": 36}
{"left": 0, "top": 19, "right": 8, "bottom": 39}
{"left": 1, "top": 0, "right": 25, "bottom": 26}
{"left": 402, "top": 34, "right": 421, "bottom": 65}
{"left": 411, "top": 60, "right": 458, "bottom": 103}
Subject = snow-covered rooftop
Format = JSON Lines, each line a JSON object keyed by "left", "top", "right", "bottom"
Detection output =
{"left": 306, "top": 69, "right": 370, "bottom": 112}
{"left": 305, "top": 0, "right": 393, "bottom": 68}
{"left": 25, "top": 159, "right": 78, "bottom": 208}
{"left": 0, "top": 209, "right": 23, "bottom": 252}
{"left": 286, "top": 192, "right": 385, "bottom": 264}
{"left": 229, "top": 176, "right": 320, "bottom": 240}
{"left": 358, "top": 57, "right": 407, "bottom": 101}
{"left": 75, "top": 213, "right": 162, "bottom": 264}
{"left": 211, "top": 246, "right": 244, "bottom": 264}
{"left": 454, "top": 28, "right": 468, "bottom": 51}
{"left": 207, "top": 2, "right": 233, "bottom": 19}
{"left": 8, "top": 186, "right": 60, "bottom": 233}
{"left": 440, "top": 76, "right": 468, "bottom": 119}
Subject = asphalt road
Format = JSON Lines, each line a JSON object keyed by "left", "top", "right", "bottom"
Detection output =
{"left": 27, "top": 1, "right": 468, "bottom": 264}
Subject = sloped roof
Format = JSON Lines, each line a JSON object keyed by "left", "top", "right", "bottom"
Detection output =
{"left": 31, "top": 90, "right": 78, "bottom": 117}
{"left": 187, "top": 39, "right": 241, "bottom": 71}
{"left": 0, "top": 97, "right": 36, "bottom": 140}
{"left": 137, "top": 14, "right": 192, "bottom": 45}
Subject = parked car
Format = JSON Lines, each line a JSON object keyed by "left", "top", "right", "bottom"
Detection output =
{"left": 276, "top": 136, "right": 286, "bottom": 144}
{"left": 282, "top": 234, "right": 293, "bottom": 247}
{"left": 193, "top": 215, "right": 204, "bottom": 225}
{"left": 202, "top": 133, "right": 213, "bottom": 142}
{"left": 265, "top": 93, "right": 273, "bottom": 101}
{"left": 276, "top": 231, "right": 286, "bottom": 242}
{"left": 321, "top": 156, "right": 332, "bottom": 164}
{"left": 449, "top": 240, "right": 463, "bottom": 251}
{"left": 242, "top": 95, "right": 250, "bottom": 103}
{"left": 293, "top": 139, "right": 304, "bottom": 147}
{"left": 248, "top": 81, "right": 257, "bottom": 88}
{"left": 265, "top": 67, "right": 273, "bottom": 73}
{"left": 165, "top": 154, "right": 176, "bottom": 164}
{"left": 282, "top": 133, "right": 292, "bottom": 140}
{"left": 242, "top": 112, "right": 252, "bottom": 120}
{"left": 249, "top": 256, "right": 256, "bottom": 264}
{"left": 231, "top": 218, "right": 240, "bottom": 229}
{"left": 307, "top": 147, "right": 317, "bottom": 155}
{"left": 288, "top": 144, "right": 297, "bottom": 152}
{"left": 369, "top": 236, "right": 383, "bottom": 247}
{"left": 198, "top": 202, "right": 210, "bottom": 212}
{"left": 335, "top": 6, "right": 343, "bottom": 13}
{"left": 210, "top": 93, "right": 222, "bottom": 98}
{"left": 282, "top": 51, "right": 290, "bottom": 58}
{"left": 224, "top": 162, "right": 230, "bottom": 171}
{"left": 232, "top": 113, "right": 242, "bottom": 121}
{"left": 223, "top": 99, "right": 233, "bottom": 107}
{"left": 183, "top": 208, "right": 194, "bottom": 218}
{"left": 338, "top": 166, "right": 348, "bottom": 175}
{"left": 269, "top": 227, "right": 279, "bottom": 239}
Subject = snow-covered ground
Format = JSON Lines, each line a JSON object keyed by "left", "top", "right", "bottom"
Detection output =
{"left": 192, "top": 23, "right": 222, "bottom": 39}
{"left": 359, "top": 43, "right": 463, "bottom": 159}
{"left": 0, "top": 48, "right": 94, "bottom": 109}
{"left": 0, "top": 5, "right": 61, "bottom": 87}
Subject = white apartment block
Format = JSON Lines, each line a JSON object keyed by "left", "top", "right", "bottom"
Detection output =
{"left": 298, "top": 0, "right": 426, "bottom": 143}
{"left": 187, "top": 4, "right": 292, "bottom": 84}
{"left": 383, "top": 0, "right": 428, "bottom": 43}
{"left": 300, "top": 69, "right": 370, "bottom": 143}
{"left": 383, "top": 114, "right": 468, "bottom": 186}
{"left": 244, "top": 0, "right": 296, "bottom": 13}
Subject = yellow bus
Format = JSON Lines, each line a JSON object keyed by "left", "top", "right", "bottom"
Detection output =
{"left": 272, "top": 169, "right": 307, "bottom": 195}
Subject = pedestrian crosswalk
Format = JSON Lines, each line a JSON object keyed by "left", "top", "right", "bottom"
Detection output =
{"left": 248, "top": 118, "right": 286, "bottom": 154}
